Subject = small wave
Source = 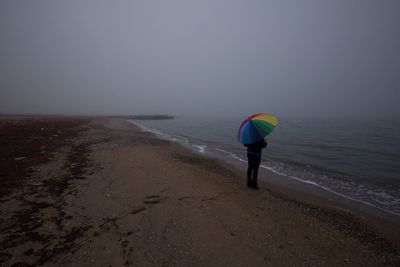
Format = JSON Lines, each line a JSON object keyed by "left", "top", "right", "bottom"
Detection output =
{"left": 128, "top": 120, "right": 189, "bottom": 143}
{"left": 129, "top": 120, "right": 164, "bottom": 137}
{"left": 129, "top": 120, "right": 207, "bottom": 154}
{"left": 215, "top": 148, "right": 247, "bottom": 163}
{"left": 168, "top": 135, "right": 189, "bottom": 144}
{"left": 192, "top": 144, "right": 207, "bottom": 154}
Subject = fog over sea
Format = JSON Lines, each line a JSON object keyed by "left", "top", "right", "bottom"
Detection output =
{"left": 129, "top": 117, "right": 400, "bottom": 216}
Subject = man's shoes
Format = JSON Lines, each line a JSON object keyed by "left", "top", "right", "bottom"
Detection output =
{"left": 251, "top": 181, "right": 260, "bottom": 190}
{"left": 247, "top": 178, "right": 251, "bottom": 187}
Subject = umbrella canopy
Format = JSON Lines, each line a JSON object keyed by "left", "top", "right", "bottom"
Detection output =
{"left": 237, "top": 113, "right": 278, "bottom": 144}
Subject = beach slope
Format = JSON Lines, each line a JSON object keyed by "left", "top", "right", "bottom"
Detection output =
{"left": 0, "top": 117, "right": 398, "bottom": 266}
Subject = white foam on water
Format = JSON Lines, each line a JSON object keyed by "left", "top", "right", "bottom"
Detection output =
{"left": 215, "top": 148, "right": 247, "bottom": 163}
{"left": 192, "top": 144, "right": 207, "bottom": 154}
{"left": 129, "top": 120, "right": 165, "bottom": 138}
{"left": 128, "top": 120, "right": 206, "bottom": 154}
{"left": 170, "top": 136, "right": 189, "bottom": 144}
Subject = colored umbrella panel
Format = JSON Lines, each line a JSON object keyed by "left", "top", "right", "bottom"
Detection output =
{"left": 238, "top": 113, "right": 278, "bottom": 144}
{"left": 250, "top": 113, "right": 278, "bottom": 126}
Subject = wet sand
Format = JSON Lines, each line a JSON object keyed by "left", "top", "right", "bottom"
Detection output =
{"left": 0, "top": 117, "right": 399, "bottom": 266}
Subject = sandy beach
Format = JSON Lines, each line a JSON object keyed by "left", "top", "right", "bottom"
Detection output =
{"left": 1, "top": 117, "right": 399, "bottom": 266}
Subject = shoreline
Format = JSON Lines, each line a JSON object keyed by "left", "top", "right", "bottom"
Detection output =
{"left": 1, "top": 116, "right": 399, "bottom": 266}
{"left": 213, "top": 148, "right": 400, "bottom": 229}
{"left": 128, "top": 119, "right": 400, "bottom": 229}
{"left": 128, "top": 118, "right": 400, "bottom": 257}
{"left": 214, "top": 147, "right": 400, "bottom": 220}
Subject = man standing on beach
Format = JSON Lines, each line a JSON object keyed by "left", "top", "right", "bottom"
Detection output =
{"left": 245, "top": 138, "right": 267, "bottom": 189}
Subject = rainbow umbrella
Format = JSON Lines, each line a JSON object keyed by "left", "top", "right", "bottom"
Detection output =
{"left": 237, "top": 113, "right": 278, "bottom": 145}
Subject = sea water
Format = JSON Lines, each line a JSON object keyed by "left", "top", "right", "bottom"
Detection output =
{"left": 128, "top": 117, "right": 400, "bottom": 216}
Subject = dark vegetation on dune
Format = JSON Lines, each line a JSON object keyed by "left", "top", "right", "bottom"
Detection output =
{"left": 0, "top": 118, "right": 90, "bottom": 196}
{"left": 0, "top": 118, "right": 94, "bottom": 265}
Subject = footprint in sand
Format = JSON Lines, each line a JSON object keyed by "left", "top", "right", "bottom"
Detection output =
{"left": 143, "top": 195, "right": 161, "bottom": 204}
{"left": 131, "top": 206, "right": 147, "bottom": 215}
{"left": 129, "top": 195, "right": 162, "bottom": 216}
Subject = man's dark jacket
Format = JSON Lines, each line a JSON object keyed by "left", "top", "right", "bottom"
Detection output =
{"left": 244, "top": 139, "right": 267, "bottom": 156}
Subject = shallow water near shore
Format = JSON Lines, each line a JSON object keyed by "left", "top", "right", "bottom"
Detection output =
{"left": 128, "top": 117, "right": 400, "bottom": 217}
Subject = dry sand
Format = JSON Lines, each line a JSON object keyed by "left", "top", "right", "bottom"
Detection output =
{"left": 0, "top": 117, "right": 399, "bottom": 266}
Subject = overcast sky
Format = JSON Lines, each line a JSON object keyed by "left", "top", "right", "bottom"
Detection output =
{"left": 1, "top": 0, "right": 399, "bottom": 118}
